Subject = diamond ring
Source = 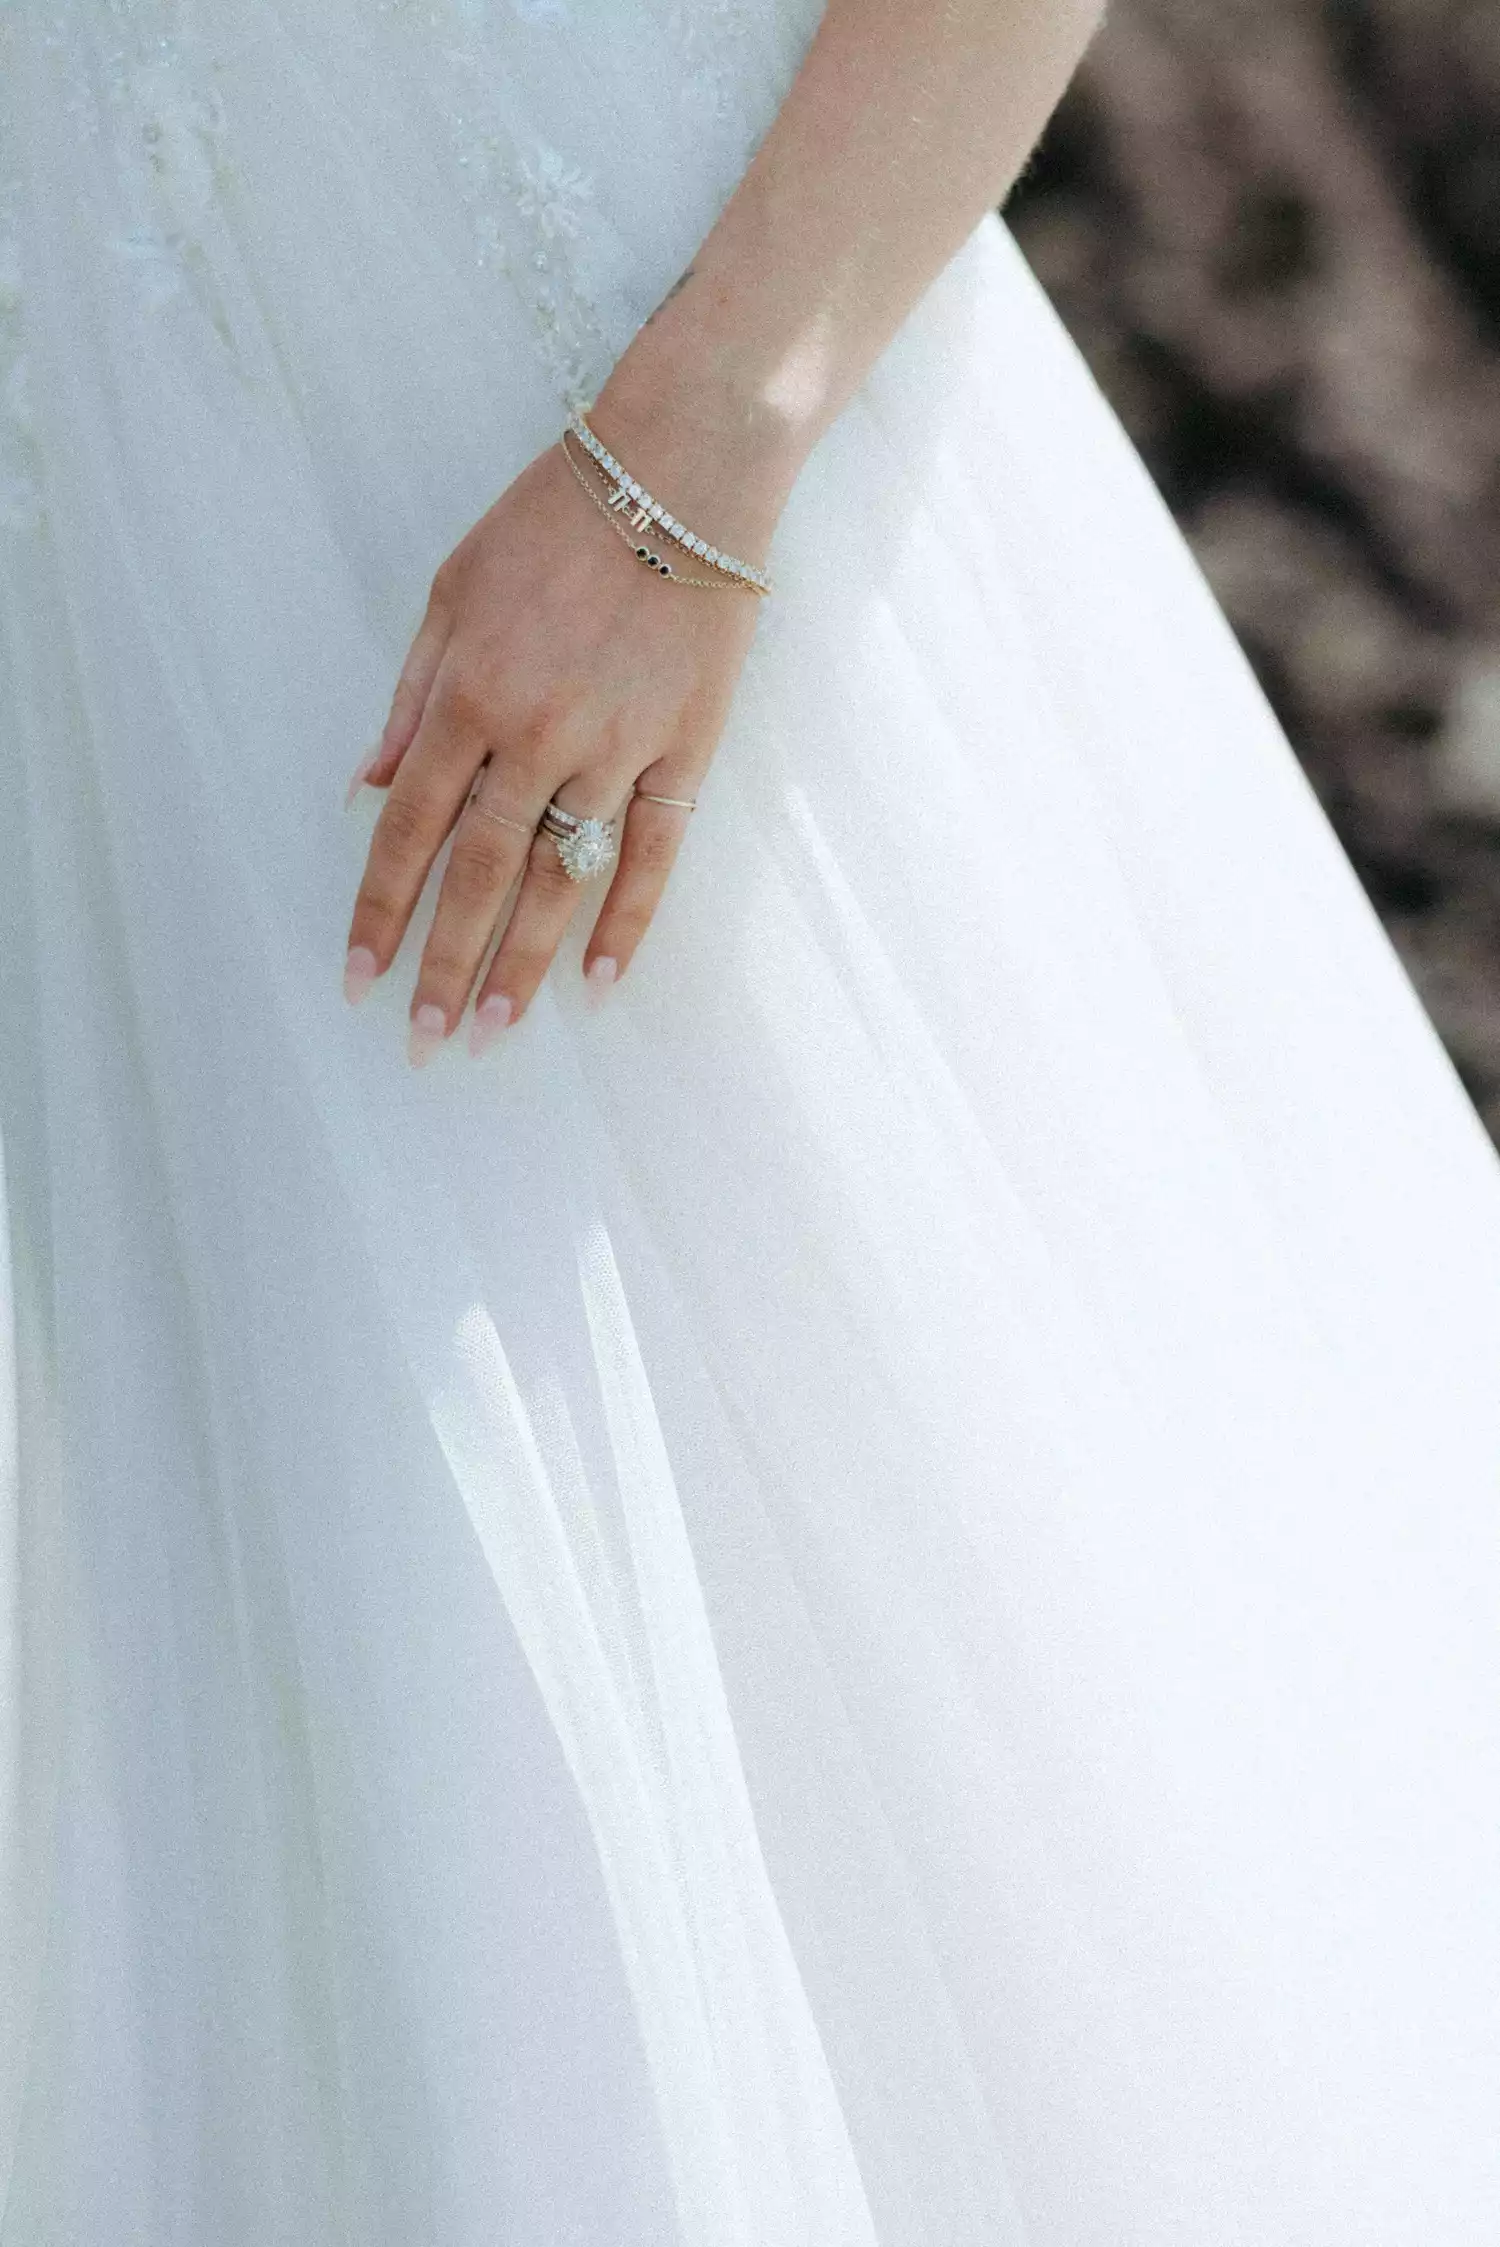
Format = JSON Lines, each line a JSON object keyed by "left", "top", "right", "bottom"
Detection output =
{"left": 538, "top": 799, "right": 619, "bottom": 882}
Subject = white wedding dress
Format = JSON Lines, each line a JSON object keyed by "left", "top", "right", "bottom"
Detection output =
{"left": 3, "top": 3, "right": 1500, "bottom": 2242}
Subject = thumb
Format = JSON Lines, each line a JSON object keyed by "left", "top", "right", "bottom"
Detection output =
{"left": 345, "top": 582, "right": 452, "bottom": 807}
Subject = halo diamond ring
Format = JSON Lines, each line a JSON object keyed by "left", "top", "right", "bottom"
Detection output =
{"left": 538, "top": 799, "right": 619, "bottom": 882}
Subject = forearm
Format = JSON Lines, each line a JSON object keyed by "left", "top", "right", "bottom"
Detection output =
{"left": 592, "top": 0, "right": 1105, "bottom": 538}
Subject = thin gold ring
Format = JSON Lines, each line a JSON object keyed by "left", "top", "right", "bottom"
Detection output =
{"left": 467, "top": 797, "right": 535, "bottom": 838}
{"left": 633, "top": 789, "right": 697, "bottom": 811}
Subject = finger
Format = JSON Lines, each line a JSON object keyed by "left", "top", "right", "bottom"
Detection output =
{"left": 343, "top": 677, "right": 488, "bottom": 1001}
{"left": 349, "top": 573, "right": 454, "bottom": 806}
{"left": 582, "top": 778, "right": 698, "bottom": 987}
{"left": 406, "top": 763, "right": 541, "bottom": 1061}
{"left": 470, "top": 782, "right": 625, "bottom": 1044}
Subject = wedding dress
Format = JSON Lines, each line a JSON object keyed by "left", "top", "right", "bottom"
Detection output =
{"left": 3, "top": 3, "right": 1499, "bottom": 2242}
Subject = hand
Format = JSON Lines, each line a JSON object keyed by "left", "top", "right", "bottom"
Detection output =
{"left": 342, "top": 389, "right": 784, "bottom": 1065}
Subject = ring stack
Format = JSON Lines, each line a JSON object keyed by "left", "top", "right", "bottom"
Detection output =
{"left": 562, "top": 407, "right": 773, "bottom": 598}
{"left": 539, "top": 799, "right": 619, "bottom": 882}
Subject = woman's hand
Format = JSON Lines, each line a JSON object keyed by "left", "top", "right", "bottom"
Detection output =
{"left": 341, "top": 0, "right": 1105, "bottom": 1070}
{"left": 342, "top": 381, "right": 787, "bottom": 1065}
{"left": 341, "top": 0, "right": 1105, "bottom": 1065}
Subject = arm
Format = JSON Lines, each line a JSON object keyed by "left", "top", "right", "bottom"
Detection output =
{"left": 594, "top": 0, "right": 1108, "bottom": 536}
{"left": 344, "top": 0, "right": 1105, "bottom": 1058}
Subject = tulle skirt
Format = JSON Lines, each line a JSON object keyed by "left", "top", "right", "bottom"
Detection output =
{"left": 3, "top": 4, "right": 1500, "bottom": 2242}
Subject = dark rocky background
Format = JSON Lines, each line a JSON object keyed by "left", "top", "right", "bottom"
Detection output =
{"left": 1007, "top": 0, "right": 1500, "bottom": 1140}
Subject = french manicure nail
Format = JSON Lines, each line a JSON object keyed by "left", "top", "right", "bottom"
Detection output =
{"left": 344, "top": 743, "right": 380, "bottom": 810}
{"left": 343, "top": 944, "right": 379, "bottom": 1005}
{"left": 468, "top": 992, "right": 514, "bottom": 1057}
{"left": 407, "top": 1001, "right": 448, "bottom": 1068}
{"left": 585, "top": 956, "right": 618, "bottom": 1007}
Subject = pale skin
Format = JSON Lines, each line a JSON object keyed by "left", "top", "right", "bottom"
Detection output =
{"left": 343, "top": 0, "right": 1105, "bottom": 1063}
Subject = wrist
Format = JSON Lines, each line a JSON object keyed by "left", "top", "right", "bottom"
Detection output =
{"left": 587, "top": 302, "right": 817, "bottom": 557}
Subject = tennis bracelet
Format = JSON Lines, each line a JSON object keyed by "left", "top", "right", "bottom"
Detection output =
{"left": 561, "top": 405, "right": 773, "bottom": 598}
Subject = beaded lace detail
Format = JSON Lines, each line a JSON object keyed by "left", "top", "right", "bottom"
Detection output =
{"left": 659, "top": 0, "right": 764, "bottom": 123}
{"left": 8, "top": 0, "right": 642, "bottom": 426}
{"left": 0, "top": 0, "right": 819, "bottom": 536}
{"left": 413, "top": 24, "right": 627, "bottom": 409}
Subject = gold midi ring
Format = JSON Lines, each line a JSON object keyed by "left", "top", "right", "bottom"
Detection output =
{"left": 463, "top": 760, "right": 535, "bottom": 837}
{"left": 467, "top": 799, "right": 535, "bottom": 838}
{"left": 633, "top": 789, "right": 697, "bottom": 811}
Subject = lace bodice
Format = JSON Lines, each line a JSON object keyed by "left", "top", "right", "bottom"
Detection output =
{"left": 0, "top": 0, "right": 824, "bottom": 536}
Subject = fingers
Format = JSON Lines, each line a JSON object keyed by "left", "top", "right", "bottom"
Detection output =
{"left": 405, "top": 761, "right": 543, "bottom": 1062}
{"left": 468, "top": 778, "right": 630, "bottom": 1050}
{"left": 343, "top": 672, "right": 491, "bottom": 1001}
{"left": 344, "top": 662, "right": 706, "bottom": 1053}
{"left": 582, "top": 783, "right": 697, "bottom": 985}
{"left": 346, "top": 571, "right": 454, "bottom": 807}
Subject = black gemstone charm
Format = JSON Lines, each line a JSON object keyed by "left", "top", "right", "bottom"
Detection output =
{"left": 635, "top": 545, "right": 649, "bottom": 558}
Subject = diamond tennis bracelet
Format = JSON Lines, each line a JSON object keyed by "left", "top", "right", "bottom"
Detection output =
{"left": 562, "top": 406, "right": 773, "bottom": 597}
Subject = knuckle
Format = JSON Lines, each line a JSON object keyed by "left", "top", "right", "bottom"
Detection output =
{"left": 487, "top": 947, "right": 548, "bottom": 1005}
{"left": 514, "top": 686, "right": 582, "bottom": 760}
{"left": 448, "top": 827, "right": 516, "bottom": 890}
{"left": 593, "top": 710, "right": 635, "bottom": 767}
{"left": 628, "top": 821, "right": 680, "bottom": 875}
{"left": 354, "top": 881, "right": 402, "bottom": 930}
{"left": 429, "top": 553, "right": 464, "bottom": 611}
{"left": 502, "top": 745, "right": 550, "bottom": 800}
{"left": 526, "top": 837, "right": 575, "bottom": 891}
{"left": 498, "top": 941, "right": 552, "bottom": 982}
{"left": 532, "top": 869, "right": 579, "bottom": 910}
{"left": 420, "top": 944, "right": 476, "bottom": 989}
{"left": 533, "top": 682, "right": 584, "bottom": 736}
{"left": 443, "top": 677, "right": 574, "bottom": 760}
{"left": 598, "top": 901, "right": 652, "bottom": 948}
{"left": 375, "top": 789, "right": 435, "bottom": 854}
{"left": 438, "top": 674, "right": 494, "bottom": 740}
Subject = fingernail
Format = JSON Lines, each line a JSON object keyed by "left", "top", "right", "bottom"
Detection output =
{"left": 344, "top": 743, "right": 380, "bottom": 810}
{"left": 343, "top": 944, "right": 379, "bottom": 1004}
{"left": 585, "top": 955, "right": 618, "bottom": 1007}
{"left": 407, "top": 1001, "right": 448, "bottom": 1068}
{"left": 467, "top": 992, "right": 514, "bottom": 1057}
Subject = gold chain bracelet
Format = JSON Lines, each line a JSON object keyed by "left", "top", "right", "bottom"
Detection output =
{"left": 558, "top": 417, "right": 773, "bottom": 598}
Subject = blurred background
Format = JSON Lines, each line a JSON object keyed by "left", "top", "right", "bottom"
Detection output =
{"left": 1007, "top": 0, "right": 1500, "bottom": 1142}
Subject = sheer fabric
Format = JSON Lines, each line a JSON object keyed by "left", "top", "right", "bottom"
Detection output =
{"left": 3, "top": 5, "right": 1500, "bottom": 2242}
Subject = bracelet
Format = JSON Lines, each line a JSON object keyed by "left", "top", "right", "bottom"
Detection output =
{"left": 562, "top": 406, "right": 773, "bottom": 598}
{"left": 560, "top": 429, "right": 770, "bottom": 596}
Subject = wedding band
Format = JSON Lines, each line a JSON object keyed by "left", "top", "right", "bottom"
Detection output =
{"left": 539, "top": 798, "right": 619, "bottom": 882}
{"left": 633, "top": 789, "right": 697, "bottom": 811}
